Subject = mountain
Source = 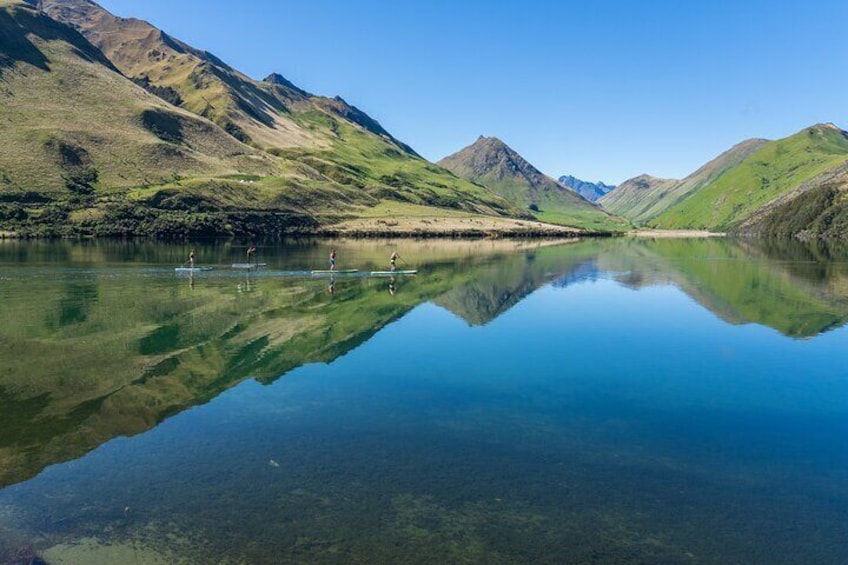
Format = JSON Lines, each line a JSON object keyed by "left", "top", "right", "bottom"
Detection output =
{"left": 599, "top": 138, "right": 769, "bottom": 223}
{"left": 37, "top": 0, "right": 414, "bottom": 155}
{"left": 651, "top": 124, "right": 848, "bottom": 231}
{"left": 737, "top": 160, "right": 848, "bottom": 240}
{"left": 558, "top": 175, "right": 615, "bottom": 202}
{"left": 0, "top": 0, "right": 527, "bottom": 237}
{"left": 0, "top": 1, "right": 279, "bottom": 193}
{"left": 438, "top": 136, "right": 628, "bottom": 231}
{"left": 598, "top": 174, "right": 678, "bottom": 220}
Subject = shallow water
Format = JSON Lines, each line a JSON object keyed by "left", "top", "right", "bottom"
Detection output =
{"left": 1, "top": 237, "right": 847, "bottom": 564}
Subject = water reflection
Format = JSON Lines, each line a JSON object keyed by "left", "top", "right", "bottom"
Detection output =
{"left": 2, "top": 237, "right": 848, "bottom": 489}
{"left": 1, "top": 237, "right": 847, "bottom": 563}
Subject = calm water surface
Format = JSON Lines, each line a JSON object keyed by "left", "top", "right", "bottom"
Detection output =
{"left": 1, "top": 237, "right": 847, "bottom": 564}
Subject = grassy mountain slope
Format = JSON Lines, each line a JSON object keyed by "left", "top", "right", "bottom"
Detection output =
{"left": 438, "top": 136, "right": 628, "bottom": 231}
{"left": 0, "top": 0, "right": 528, "bottom": 236}
{"left": 599, "top": 139, "right": 769, "bottom": 223}
{"left": 651, "top": 124, "right": 848, "bottom": 230}
{"left": 598, "top": 174, "right": 678, "bottom": 221}
{"left": 36, "top": 0, "right": 518, "bottom": 220}
{"left": 0, "top": 1, "right": 278, "bottom": 196}
{"left": 268, "top": 115, "right": 526, "bottom": 219}
{"left": 38, "top": 0, "right": 402, "bottom": 152}
{"left": 737, "top": 162, "right": 848, "bottom": 240}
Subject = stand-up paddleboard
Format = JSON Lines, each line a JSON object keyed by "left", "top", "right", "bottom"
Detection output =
{"left": 311, "top": 269, "right": 358, "bottom": 275}
{"left": 232, "top": 263, "right": 268, "bottom": 269}
{"left": 371, "top": 270, "right": 417, "bottom": 276}
{"left": 175, "top": 266, "right": 213, "bottom": 272}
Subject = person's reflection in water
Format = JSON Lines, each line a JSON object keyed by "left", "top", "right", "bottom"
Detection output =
{"left": 237, "top": 274, "right": 252, "bottom": 293}
{"left": 388, "top": 276, "right": 396, "bottom": 296}
{"left": 188, "top": 272, "right": 195, "bottom": 289}
{"left": 328, "top": 274, "right": 336, "bottom": 295}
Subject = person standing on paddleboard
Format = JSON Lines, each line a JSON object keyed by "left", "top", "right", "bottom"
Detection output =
{"left": 189, "top": 248, "right": 196, "bottom": 269}
{"left": 390, "top": 251, "right": 398, "bottom": 272}
{"left": 247, "top": 246, "right": 256, "bottom": 264}
{"left": 329, "top": 249, "right": 337, "bottom": 272}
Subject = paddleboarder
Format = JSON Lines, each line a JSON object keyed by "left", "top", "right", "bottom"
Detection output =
{"left": 390, "top": 251, "right": 398, "bottom": 272}
{"left": 247, "top": 246, "right": 256, "bottom": 264}
{"left": 189, "top": 248, "right": 196, "bottom": 269}
{"left": 329, "top": 249, "right": 337, "bottom": 271}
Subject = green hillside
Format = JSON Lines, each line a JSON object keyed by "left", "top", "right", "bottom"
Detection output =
{"left": 36, "top": 0, "right": 524, "bottom": 220}
{"left": 438, "top": 136, "right": 629, "bottom": 231}
{"left": 0, "top": 1, "right": 528, "bottom": 237}
{"left": 737, "top": 162, "right": 848, "bottom": 240}
{"left": 37, "top": 0, "right": 414, "bottom": 154}
{"left": 0, "top": 1, "right": 279, "bottom": 195}
{"left": 651, "top": 124, "right": 848, "bottom": 230}
{"left": 598, "top": 174, "right": 678, "bottom": 222}
{"left": 600, "top": 139, "right": 769, "bottom": 223}
{"left": 271, "top": 115, "right": 525, "bottom": 218}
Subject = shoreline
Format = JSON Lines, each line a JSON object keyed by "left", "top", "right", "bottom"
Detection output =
{"left": 628, "top": 229, "right": 726, "bottom": 238}
{"left": 1, "top": 217, "right": 730, "bottom": 241}
{"left": 0, "top": 217, "right": 612, "bottom": 240}
{"left": 0, "top": 226, "right": 733, "bottom": 241}
{"left": 0, "top": 229, "right": 606, "bottom": 241}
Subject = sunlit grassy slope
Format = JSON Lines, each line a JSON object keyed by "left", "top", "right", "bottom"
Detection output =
{"left": 600, "top": 139, "right": 769, "bottom": 224}
{"left": 651, "top": 125, "right": 848, "bottom": 230}
{"left": 23, "top": 0, "right": 530, "bottom": 232}
{"left": 0, "top": 1, "right": 533, "bottom": 236}
{"left": 0, "top": 2, "right": 278, "bottom": 196}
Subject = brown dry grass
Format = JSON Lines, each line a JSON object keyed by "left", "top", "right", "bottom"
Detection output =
{"left": 327, "top": 215, "right": 586, "bottom": 237}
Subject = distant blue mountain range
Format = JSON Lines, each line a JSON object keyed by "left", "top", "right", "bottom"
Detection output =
{"left": 558, "top": 175, "right": 616, "bottom": 202}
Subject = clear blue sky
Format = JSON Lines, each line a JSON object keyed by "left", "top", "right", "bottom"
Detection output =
{"left": 98, "top": 0, "right": 847, "bottom": 184}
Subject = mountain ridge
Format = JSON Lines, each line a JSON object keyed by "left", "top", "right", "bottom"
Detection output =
{"left": 600, "top": 138, "right": 770, "bottom": 222}
{"left": 438, "top": 136, "right": 628, "bottom": 230}
{"left": 651, "top": 124, "right": 848, "bottom": 231}
{"left": 599, "top": 124, "right": 848, "bottom": 239}
{"left": 1, "top": 0, "right": 534, "bottom": 237}
{"left": 0, "top": 1, "right": 280, "bottom": 193}
{"left": 558, "top": 175, "right": 616, "bottom": 202}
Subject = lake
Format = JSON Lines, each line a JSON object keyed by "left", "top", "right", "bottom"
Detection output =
{"left": 1, "top": 237, "right": 847, "bottom": 564}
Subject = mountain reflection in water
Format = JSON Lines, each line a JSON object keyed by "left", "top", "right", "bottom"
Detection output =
{"left": 1, "top": 237, "right": 847, "bottom": 564}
